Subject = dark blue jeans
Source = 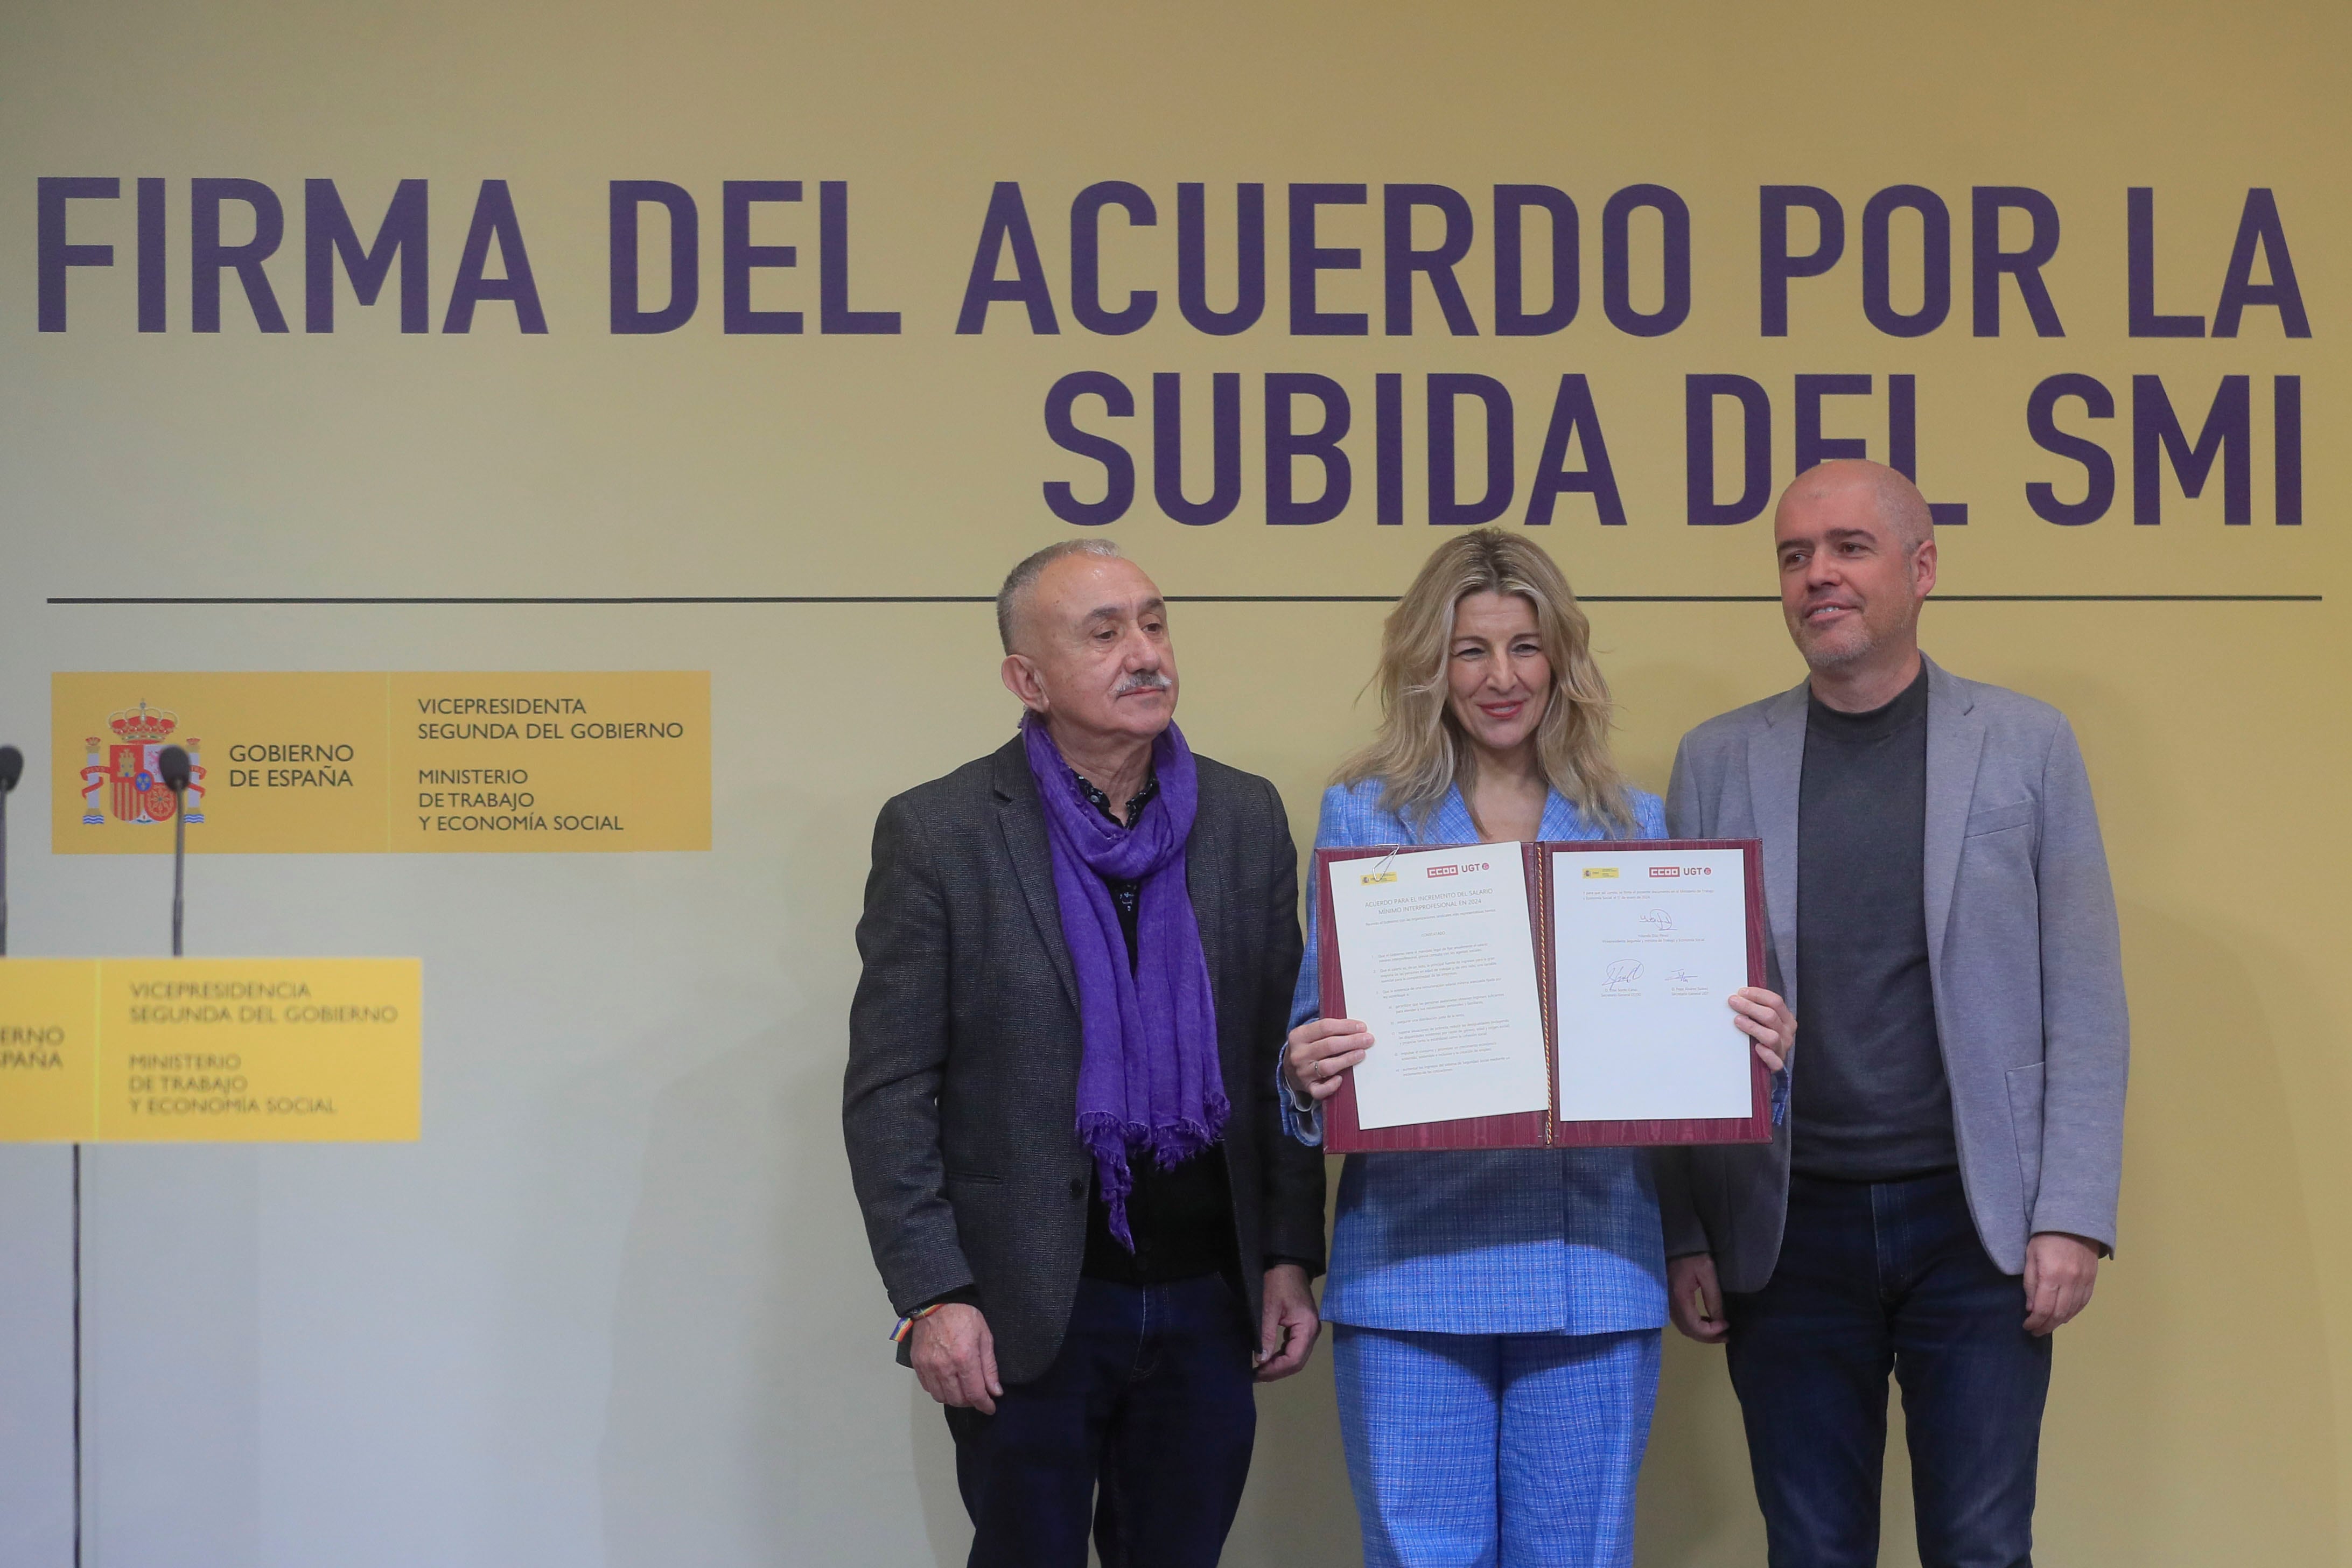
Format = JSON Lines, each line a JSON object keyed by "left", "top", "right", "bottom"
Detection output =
{"left": 1725, "top": 1170, "right": 2052, "bottom": 1568}
{"left": 944, "top": 1273, "right": 1257, "bottom": 1568}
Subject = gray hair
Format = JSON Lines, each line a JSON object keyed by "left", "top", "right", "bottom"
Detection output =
{"left": 996, "top": 539, "right": 1123, "bottom": 653}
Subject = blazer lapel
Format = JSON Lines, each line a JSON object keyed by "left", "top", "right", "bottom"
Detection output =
{"left": 1746, "top": 681, "right": 1809, "bottom": 1008}
{"left": 1184, "top": 771, "right": 1230, "bottom": 1036}
{"left": 1427, "top": 787, "right": 1477, "bottom": 846}
{"left": 1921, "top": 654, "right": 1984, "bottom": 967}
{"left": 1537, "top": 788, "right": 1585, "bottom": 841}
{"left": 991, "top": 739, "right": 1080, "bottom": 1014}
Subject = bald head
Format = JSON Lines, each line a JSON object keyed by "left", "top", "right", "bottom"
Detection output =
{"left": 1772, "top": 458, "right": 1938, "bottom": 705}
{"left": 1777, "top": 460, "right": 1933, "bottom": 554}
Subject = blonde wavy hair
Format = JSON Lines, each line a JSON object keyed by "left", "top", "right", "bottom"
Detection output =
{"left": 1337, "top": 529, "right": 1637, "bottom": 835}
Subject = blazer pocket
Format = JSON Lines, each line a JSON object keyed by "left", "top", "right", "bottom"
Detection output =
{"left": 1965, "top": 799, "right": 2036, "bottom": 838}
{"left": 943, "top": 1171, "right": 1004, "bottom": 1186}
{"left": 2005, "top": 1061, "right": 2046, "bottom": 1214}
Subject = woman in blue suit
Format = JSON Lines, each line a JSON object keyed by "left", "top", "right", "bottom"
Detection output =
{"left": 1283, "top": 530, "right": 1791, "bottom": 1568}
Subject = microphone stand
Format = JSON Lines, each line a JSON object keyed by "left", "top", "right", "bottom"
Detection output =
{"left": 160, "top": 746, "right": 190, "bottom": 958}
{"left": 0, "top": 745, "right": 74, "bottom": 1568}
{"left": 171, "top": 794, "right": 186, "bottom": 957}
{"left": 0, "top": 742, "right": 18, "bottom": 957}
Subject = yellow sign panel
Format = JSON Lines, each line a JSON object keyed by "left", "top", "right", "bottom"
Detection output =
{"left": 0, "top": 958, "right": 420, "bottom": 1142}
{"left": 386, "top": 671, "right": 710, "bottom": 852}
{"left": 0, "top": 960, "right": 102, "bottom": 1142}
{"left": 50, "top": 672, "right": 387, "bottom": 855}
{"left": 50, "top": 672, "right": 710, "bottom": 853}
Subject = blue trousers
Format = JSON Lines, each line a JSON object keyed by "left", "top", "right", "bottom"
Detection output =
{"left": 1332, "top": 1324, "right": 1661, "bottom": 1568}
{"left": 1725, "top": 1170, "right": 2053, "bottom": 1568}
{"left": 943, "top": 1274, "right": 1257, "bottom": 1568}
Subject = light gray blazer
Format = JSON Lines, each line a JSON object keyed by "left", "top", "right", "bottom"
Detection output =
{"left": 1658, "top": 655, "right": 2128, "bottom": 1291}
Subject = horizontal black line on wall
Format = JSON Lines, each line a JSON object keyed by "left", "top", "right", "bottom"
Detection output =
{"left": 44, "top": 593, "right": 2328, "bottom": 606}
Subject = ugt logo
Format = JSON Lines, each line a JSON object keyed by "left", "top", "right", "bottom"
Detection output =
{"left": 78, "top": 703, "right": 206, "bottom": 827}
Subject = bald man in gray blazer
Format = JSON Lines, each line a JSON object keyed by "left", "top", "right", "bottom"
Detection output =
{"left": 1660, "top": 461, "right": 2127, "bottom": 1568}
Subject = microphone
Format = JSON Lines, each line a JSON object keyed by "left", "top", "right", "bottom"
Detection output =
{"left": 0, "top": 744, "right": 19, "bottom": 957}
{"left": 159, "top": 746, "right": 190, "bottom": 957}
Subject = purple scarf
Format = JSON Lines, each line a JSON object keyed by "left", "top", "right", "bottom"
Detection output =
{"left": 1021, "top": 714, "right": 1227, "bottom": 1249}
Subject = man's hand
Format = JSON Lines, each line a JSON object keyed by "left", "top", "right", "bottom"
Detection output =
{"left": 1728, "top": 987, "right": 1795, "bottom": 1074}
{"left": 1284, "top": 1018, "right": 1370, "bottom": 1103}
{"left": 2023, "top": 1232, "right": 2101, "bottom": 1336}
{"left": 1668, "top": 1252, "right": 1728, "bottom": 1344}
{"left": 1255, "top": 1263, "right": 1321, "bottom": 1381}
{"left": 909, "top": 1303, "right": 1003, "bottom": 1413}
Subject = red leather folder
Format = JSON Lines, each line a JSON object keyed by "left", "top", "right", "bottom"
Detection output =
{"left": 1314, "top": 839, "right": 1771, "bottom": 1153}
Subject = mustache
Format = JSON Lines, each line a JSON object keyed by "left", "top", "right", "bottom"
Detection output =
{"left": 1114, "top": 670, "right": 1173, "bottom": 695}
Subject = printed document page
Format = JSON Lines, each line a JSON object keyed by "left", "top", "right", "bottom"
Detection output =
{"left": 1549, "top": 847, "right": 1754, "bottom": 1122}
{"left": 1327, "top": 846, "right": 1552, "bottom": 1130}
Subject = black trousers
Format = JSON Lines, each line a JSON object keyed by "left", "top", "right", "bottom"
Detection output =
{"left": 945, "top": 1274, "right": 1258, "bottom": 1568}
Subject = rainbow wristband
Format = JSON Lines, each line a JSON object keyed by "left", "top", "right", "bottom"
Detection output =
{"left": 890, "top": 1303, "right": 946, "bottom": 1345}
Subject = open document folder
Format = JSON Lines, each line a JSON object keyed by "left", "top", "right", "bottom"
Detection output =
{"left": 1314, "top": 840, "right": 1772, "bottom": 1153}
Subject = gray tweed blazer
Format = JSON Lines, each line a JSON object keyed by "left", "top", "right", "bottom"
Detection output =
{"left": 844, "top": 733, "right": 1327, "bottom": 1384}
{"left": 1658, "top": 655, "right": 2129, "bottom": 1291}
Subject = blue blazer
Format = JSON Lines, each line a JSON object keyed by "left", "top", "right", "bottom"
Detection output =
{"left": 1286, "top": 778, "right": 1669, "bottom": 1336}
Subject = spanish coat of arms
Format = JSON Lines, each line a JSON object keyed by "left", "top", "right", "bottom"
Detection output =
{"left": 79, "top": 703, "right": 205, "bottom": 827}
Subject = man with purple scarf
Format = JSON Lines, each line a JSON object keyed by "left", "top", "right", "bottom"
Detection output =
{"left": 845, "top": 540, "right": 1328, "bottom": 1568}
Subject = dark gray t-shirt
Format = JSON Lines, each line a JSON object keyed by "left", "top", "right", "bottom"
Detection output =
{"left": 1792, "top": 664, "right": 1957, "bottom": 1181}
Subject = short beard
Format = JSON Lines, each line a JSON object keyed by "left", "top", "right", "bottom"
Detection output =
{"left": 1796, "top": 602, "right": 1921, "bottom": 674}
{"left": 1797, "top": 624, "right": 1878, "bottom": 671}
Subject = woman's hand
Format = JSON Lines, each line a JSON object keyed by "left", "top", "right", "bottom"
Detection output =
{"left": 1727, "top": 986, "right": 1795, "bottom": 1073}
{"left": 1284, "top": 1017, "right": 1371, "bottom": 1102}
